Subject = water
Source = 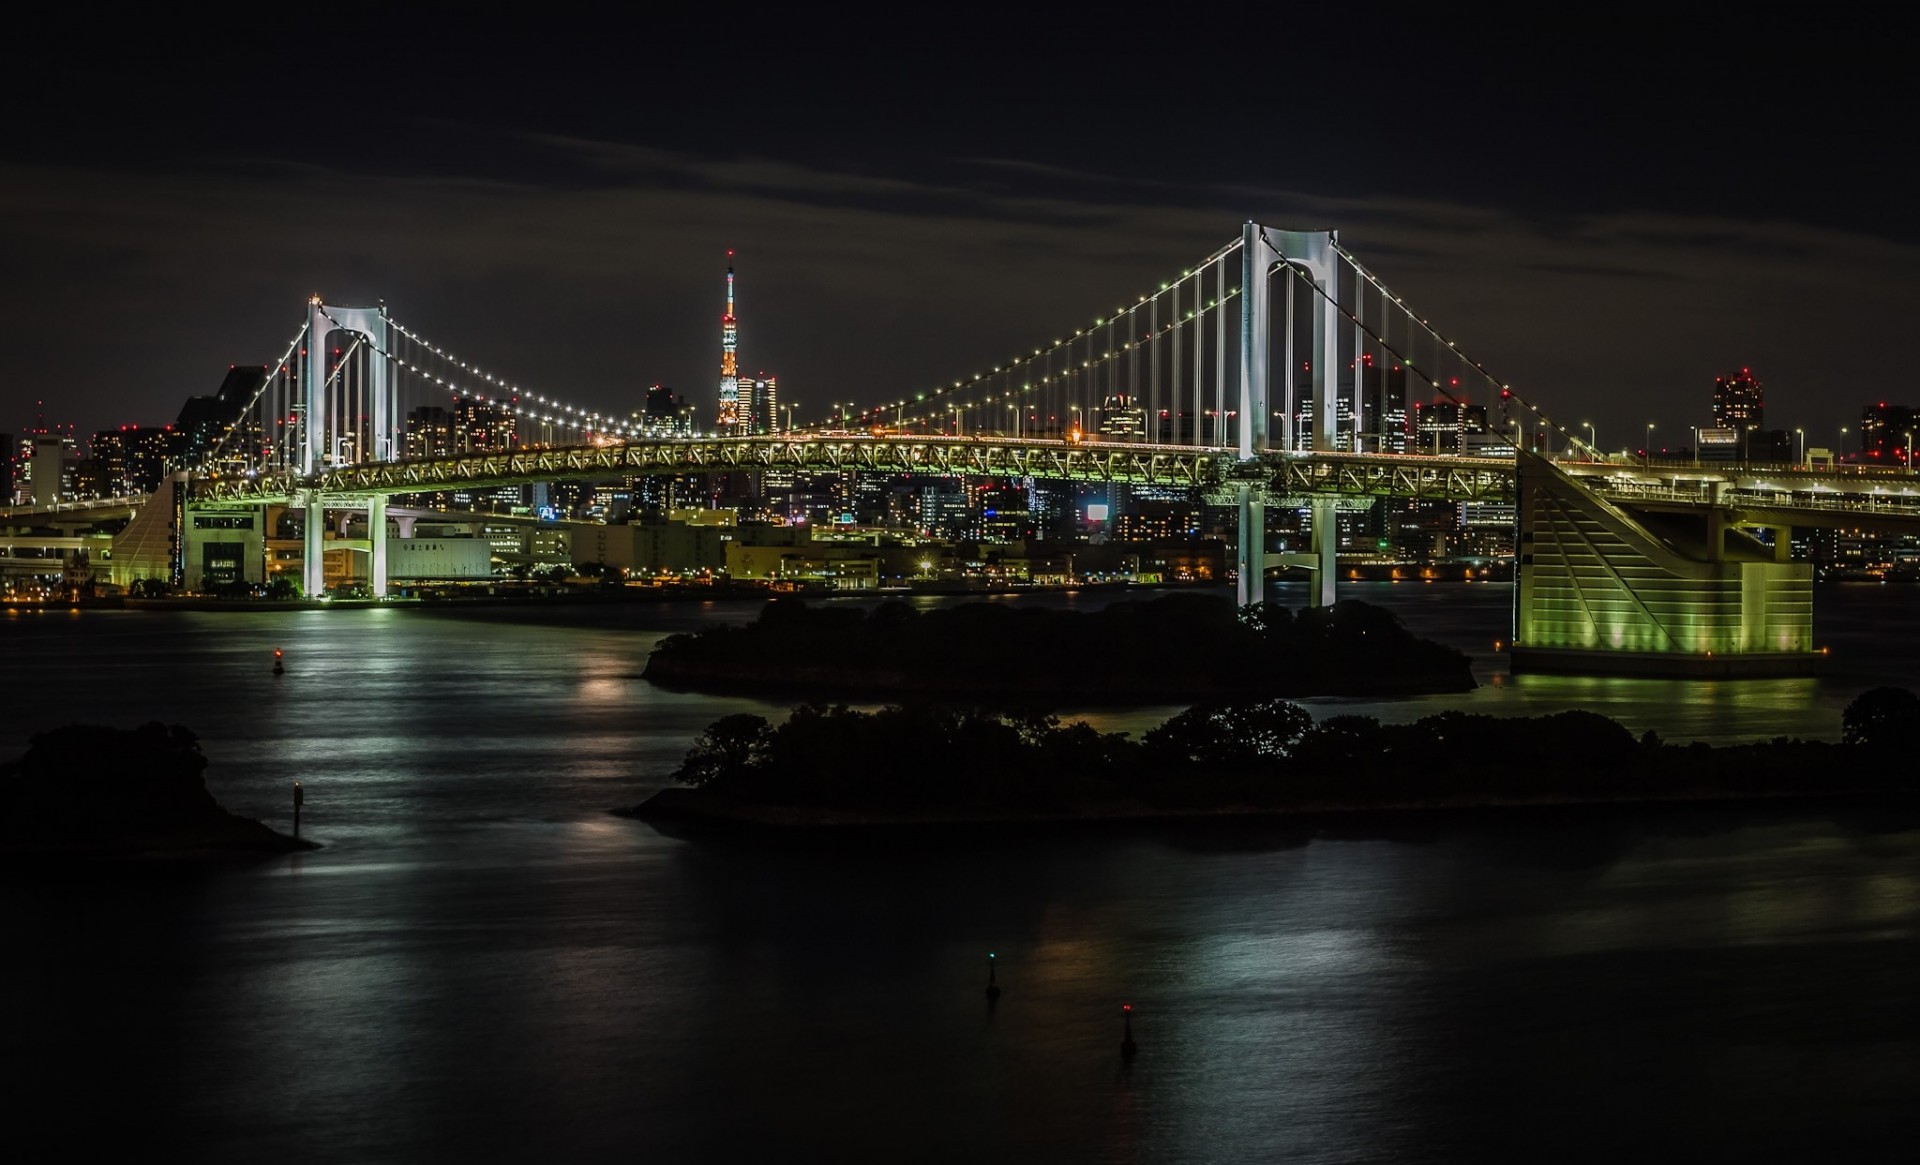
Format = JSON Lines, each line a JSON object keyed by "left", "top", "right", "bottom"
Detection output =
{"left": 4, "top": 585, "right": 1918, "bottom": 1161}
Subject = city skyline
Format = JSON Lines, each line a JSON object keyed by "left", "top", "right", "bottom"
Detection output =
{"left": 4, "top": 14, "right": 1916, "bottom": 452}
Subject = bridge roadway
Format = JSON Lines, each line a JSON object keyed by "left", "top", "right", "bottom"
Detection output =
{"left": 8, "top": 436, "right": 1920, "bottom": 527}
{"left": 173, "top": 434, "right": 1920, "bottom": 525}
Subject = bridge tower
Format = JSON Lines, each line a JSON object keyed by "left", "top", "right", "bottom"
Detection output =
{"left": 301, "top": 298, "right": 397, "bottom": 598}
{"left": 1236, "top": 223, "right": 1341, "bottom": 609}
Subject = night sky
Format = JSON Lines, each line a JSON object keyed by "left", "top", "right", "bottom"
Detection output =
{"left": 5, "top": 10, "right": 1913, "bottom": 452}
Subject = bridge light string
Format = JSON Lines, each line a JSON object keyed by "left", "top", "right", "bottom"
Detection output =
{"left": 328, "top": 309, "right": 649, "bottom": 447}
{"left": 846, "top": 237, "right": 1246, "bottom": 435}
{"left": 196, "top": 321, "right": 314, "bottom": 476}
{"left": 880, "top": 287, "right": 1244, "bottom": 437}
{"left": 876, "top": 284, "right": 1247, "bottom": 438}
{"left": 1325, "top": 240, "right": 1583, "bottom": 458}
{"left": 857, "top": 247, "right": 1242, "bottom": 434}
{"left": 386, "top": 317, "right": 647, "bottom": 442}
{"left": 1257, "top": 235, "right": 1575, "bottom": 460}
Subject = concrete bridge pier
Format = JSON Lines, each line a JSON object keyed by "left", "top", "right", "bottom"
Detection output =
{"left": 368, "top": 495, "right": 388, "bottom": 598}
{"left": 1235, "top": 483, "right": 1265, "bottom": 608}
{"left": 301, "top": 491, "right": 326, "bottom": 598}
{"left": 1236, "top": 486, "right": 1338, "bottom": 610}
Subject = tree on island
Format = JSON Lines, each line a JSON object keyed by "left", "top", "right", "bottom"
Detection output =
{"left": 649, "top": 686, "right": 1920, "bottom": 819}
{"left": 1842, "top": 687, "right": 1920, "bottom": 749}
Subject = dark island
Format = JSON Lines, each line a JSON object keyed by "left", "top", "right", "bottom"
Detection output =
{"left": 0, "top": 723, "right": 314, "bottom": 861}
{"left": 642, "top": 594, "right": 1476, "bottom": 702}
{"left": 629, "top": 688, "right": 1920, "bottom": 830}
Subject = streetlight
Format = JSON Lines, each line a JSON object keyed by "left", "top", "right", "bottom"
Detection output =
{"left": 783, "top": 402, "right": 797, "bottom": 434}
{"left": 1645, "top": 422, "right": 1655, "bottom": 466}
{"left": 1839, "top": 426, "right": 1850, "bottom": 465}
{"left": 1907, "top": 429, "right": 1915, "bottom": 471}
{"left": 1582, "top": 422, "right": 1597, "bottom": 460}
{"left": 1008, "top": 403, "right": 1020, "bottom": 440}
{"left": 1691, "top": 425, "right": 1701, "bottom": 467}
{"left": 1794, "top": 427, "right": 1804, "bottom": 467}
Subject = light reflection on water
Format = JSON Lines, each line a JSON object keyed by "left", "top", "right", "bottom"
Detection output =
{"left": 3, "top": 586, "right": 1920, "bottom": 1159}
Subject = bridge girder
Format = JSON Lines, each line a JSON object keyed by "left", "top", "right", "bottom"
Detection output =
{"left": 175, "top": 437, "right": 1920, "bottom": 533}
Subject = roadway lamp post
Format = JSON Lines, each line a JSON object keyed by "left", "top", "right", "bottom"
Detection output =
{"left": 1582, "top": 422, "right": 1597, "bottom": 460}
{"left": 1908, "top": 430, "right": 1915, "bottom": 470}
{"left": 1645, "top": 423, "right": 1656, "bottom": 466}
{"left": 783, "top": 402, "right": 796, "bottom": 434}
{"left": 1794, "top": 427, "right": 1804, "bottom": 467}
{"left": 1839, "top": 426, "right": 1850, "bottom": 465}
{"left": 1008, "top": 404, "right": 1021, "bottom": 440}
{"left": 1692, "top": 426, "right": 1701, "bottom": 467}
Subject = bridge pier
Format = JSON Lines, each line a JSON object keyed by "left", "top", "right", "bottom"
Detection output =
{"left": 302, "top": 491, "right": 326, "bottom": 598}
{"left": 368, "top": 495, "right": 388, "bottom": 598}
{"left": 1510, "top": 452, "right": 1818, "bottom": 676}
{"left": 1235, "top": 487, "right": 1338, "bottom": 610}
{"left": 1235, "top": 485, "right": 1265, "bottom": 608}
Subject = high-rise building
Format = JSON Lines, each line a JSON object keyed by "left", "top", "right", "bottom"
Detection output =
{"left": 740, "top": 375, "right": 779, "bottom": 435}
{"left": 404, "top": 406, "right": 457, "bottom": 459}
{"left": 455, "top": 397, "right": 516, "bottom": 452}
{"left": 174, "top": 366, "right": 268, "bottom": 470}
{"left": 717, "top": 252, "right": 740, "bottom": 434}
{"left": 1410, "top": 400, "right": 1489, "bottom": 456}
{"left": 30, "top": 434, "right": 72, "bottom": 506}
{"left": 1713, "top": 368, "right": 1764, "bottom": 431}
{"left": 1358, "top": 356, "right": 1410, "bottom": 453}
{"left": 89, "top": 426, "right": 176, "bottom": 494}
{"left": 1099, "top": 394, "right": 1145, "bottom": 441}
{"left": 1860, "top": 402, "right": 1920, "bottom": 463}
{"left": 633, "top": 385, "right": 696, "bottom": 438}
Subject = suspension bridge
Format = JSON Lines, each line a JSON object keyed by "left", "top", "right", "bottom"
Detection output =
{"left": 12, "top": 222, "right": 1920, "bottom": 675}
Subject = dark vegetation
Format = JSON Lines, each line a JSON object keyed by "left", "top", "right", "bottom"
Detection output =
{"left": 0, "top": 723, "right": 311, "bottom": 858}
{"left": 634, "top": 688, "right": 1920, "bottom": 823}
{"left": 643, "top": 594, "right": 1475, "bottom": 701}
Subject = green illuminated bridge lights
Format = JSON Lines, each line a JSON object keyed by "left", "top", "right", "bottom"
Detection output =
{"left": 60, "top": 222, "right": 1920, "bottom": 675}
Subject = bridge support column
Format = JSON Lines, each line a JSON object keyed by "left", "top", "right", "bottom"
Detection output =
{"left": 368, "top": 495, "right": 388, "bottom": 598}
{"left": 1308, "top": 496, "right": 1337, "bottom": 608}
{"left": 301, "top": 491, "right": 326, "bottom": 598}
{"left": 1236, "top": 483, "right": 1266, "bottom": 608}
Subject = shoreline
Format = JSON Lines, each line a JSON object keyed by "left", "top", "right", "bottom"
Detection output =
{"left": 622, "top": 785, "right": 1907, "bottom": 836}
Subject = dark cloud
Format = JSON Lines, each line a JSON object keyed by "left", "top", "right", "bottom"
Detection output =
{"left": 3, "top": 10, "right": 1913, "bottom": 453}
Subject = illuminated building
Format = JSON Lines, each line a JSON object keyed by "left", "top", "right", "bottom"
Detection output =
{"left": 1712, "top": 368, "right": 1764, "bottom": 432}
{"left": 455, "top": 397, "right": 516, "bottom": 451}
{"left": 740, "top": 375, "right": 779, "bottom": 435}
{"left": 1411, "top": 400, "right": 1488, "bottom": 456}
{"left": 632, "top": 385, "right": 696, "bottom": 438}
{"left": 1099, "top": 394, "right": 1144, "bottom": 440}
{"left": 1859, "top": 402, "right": 1918, "bottom": 462}
{"left": 1358, "top": 356, "right": 1409, "bottom": 453}
{"left": 404, "top": 406, "right": 456, "bottom": 459}
{"left": 173, "top": 366, "right": 267, "bottom": 470}
{"left": 88, "top": 426, "right": 176, "bottom": 494}
{"left": 717, "top": 252, "right": 740, "bottom": 434}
